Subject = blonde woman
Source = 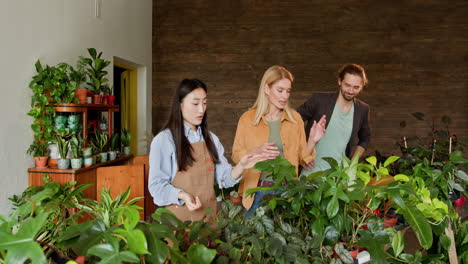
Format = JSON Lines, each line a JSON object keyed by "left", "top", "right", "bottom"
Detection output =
{"left": 232, "top": 66, "right": 326, "bottom": 215}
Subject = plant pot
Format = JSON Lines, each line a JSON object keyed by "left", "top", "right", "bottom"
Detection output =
{"left": 333, "top": 242, "right": 361, "bottom": 260}
{"left": 83, "top": 157, "right": 93, "bottom": 167}
{"left": 99, "top": 152, "right": 108, "bottom": 163}
{"left": 123, "top": 146, "right": 131, "bottom": 155}
{"left": 230, "top": 195, "right": 242, "bottom": 204}
{"left": 71, "top": 158, "right": 83, "bottom": 169}
{"left": 74, "top": 88, "right": 88, "bottom": 104}
{"left": 453, "top": 196, "right": 465, "bottom": 207}
{"left": 82, "top": 147, "right": 92, "bottom": 157}
{"left": 383, "top": 217, "right": 398, "bottom": 228}
{"left": 34, "top": 156, "right": 48, "bottom": 168}
{"left": 57, "top": 159, "right": 70, "bottom": 170}
{"left": 47, "top": 158, "right": 59, "bottom": 169}
{"left": 68, "top": 114, "right": 80, "bottom": 125}
{"left": 102, "top": 95, "right": 109, "bottom": 105}
{"left": 75, "top": 256, "right": 86, "bottom": 264}
{"left": 108, "top": 95, "right": 116, "bottom": 105}
{"left": 93, "top": 94, "right": 102, "bottom": 104}
{"left": 108, "top": 151, "right": 118, "bottom": 161}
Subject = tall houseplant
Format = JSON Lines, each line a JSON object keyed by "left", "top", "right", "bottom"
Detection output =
{"left": 81, "top": 48, "right": 111, "bottom": 104}
{"left": 71, "top": 57, "right": 88, "bottom": 104}
{"left": 27, "top": 60, "right": 55, "bottom": 168}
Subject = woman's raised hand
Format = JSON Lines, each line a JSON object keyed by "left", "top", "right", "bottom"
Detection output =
{"left": 178, "top": 191, "right": 202, "bottom": 211}
{"left": 309, "top": 115, "right": 326, "bottom": 144}
{"left": 239, "top": 153, "right": 271, "bottom": 170}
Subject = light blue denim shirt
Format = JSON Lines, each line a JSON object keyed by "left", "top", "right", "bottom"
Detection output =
{"left": 148, "top": 123, "right": 241, "bottom": 206}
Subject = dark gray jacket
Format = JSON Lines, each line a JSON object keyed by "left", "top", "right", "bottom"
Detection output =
{"left": 297, "top": 92, "right": 371, "bottom": 157}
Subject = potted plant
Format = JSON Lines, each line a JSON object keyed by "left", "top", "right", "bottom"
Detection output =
{"left": 56, "top": 135, "right": 70, "bottom": 169}
{"left": 81, "top": 48, "right": 111, "bottom": 104}
{"left": 27, "top": 140, "right": 49, "bottom": 168}
{"left": 28, "top": 60, "right": 55, "bottom": 168}
{"left": 69, "top": 135, "right": 84, "bottom": 169}
{"left": 49, "top": 63, "right": 78, "bottom": 104}
{"left": 121, "top": 129, "right": 131, "bottom": 155}
{"left": 229, "top": 190, "right": 242, "bottom": 204}
{"left": 72, "top": 57, "right": 88, "bottom": 104}
{"left": 91, "top": 130, "right": 108, "bottom": 163}
{"left": 108, "top": 132, "right": 119, "bottom": 161}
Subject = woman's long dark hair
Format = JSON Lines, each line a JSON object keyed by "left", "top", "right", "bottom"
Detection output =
{"left": 163, "top": 79, "right": 219, "bottom": 171}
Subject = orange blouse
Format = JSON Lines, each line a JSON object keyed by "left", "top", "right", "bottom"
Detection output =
{"left": 232, "top": 109, "right": 316, "bottom": 209}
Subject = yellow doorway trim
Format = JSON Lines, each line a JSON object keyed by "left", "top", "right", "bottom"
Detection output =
{"left": 115, "top": 62, "right": 138, "bottom": 154}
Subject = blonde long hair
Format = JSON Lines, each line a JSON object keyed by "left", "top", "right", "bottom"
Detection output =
{"left": 251, "top": 65, "right": 296, "bottom": 125}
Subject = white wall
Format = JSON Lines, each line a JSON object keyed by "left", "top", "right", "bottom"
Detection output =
{"left": 0, "top": 0, "right": 152, "bottom": 215}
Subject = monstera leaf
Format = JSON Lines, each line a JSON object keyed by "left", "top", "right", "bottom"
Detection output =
{"left": 0, "top": 213, "right": 49, "bottom": 264}
{"left": 87, "top": 237, "right": 139, "bottom": 264}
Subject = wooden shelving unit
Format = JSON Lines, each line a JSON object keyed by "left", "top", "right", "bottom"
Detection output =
{"left": 52, "top": 103, "right": 119, "bottom": 144}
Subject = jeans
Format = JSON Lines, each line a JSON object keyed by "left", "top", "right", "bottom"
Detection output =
{"left": 244, "top": 187, "right": 283, "bottom": 218}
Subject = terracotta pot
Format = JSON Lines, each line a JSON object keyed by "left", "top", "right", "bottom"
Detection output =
{"left": 230, "top": 195, "right": 242, "bottom": 204}
{"left": 453, "top": 196, "right": 465, "bottom": 207}
{"left": 93, "top": 94, "right": 102, "bottom": 104}
{"left": 333, "top": 242, "right": 361, "bottom": 259}
{"left": 108, "top": 95, "right": 116, "bottom": 105}
{"left": 47, "top": 158, "right": 59, "bottom": 169}
{"left": 103, "top": 95, "right": 109, "bottom": 105}
{"left": 75, "top": 88, "right": 88, "bottom": 104}
{"left": 34, "top": 156, "right": 48, "bottom": 168}
{"left": 383, "top": 217, "right": 398, "bottom": 228}
{"left": 75, "top": 256, "right": 86, "bottom": 264}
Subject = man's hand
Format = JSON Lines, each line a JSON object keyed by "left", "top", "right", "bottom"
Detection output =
{"left": 303, "top": 160, "right": 316, "bottom": 171}
{"left": 178, "top": 192, "right": 202, "bottom": 211}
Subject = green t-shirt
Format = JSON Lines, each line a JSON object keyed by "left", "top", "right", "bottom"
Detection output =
{"left": 260, "top": 119, "right": 284, "bottom": 181}
{"left": 301, "top": 103, "right": 354, "bottom": 176}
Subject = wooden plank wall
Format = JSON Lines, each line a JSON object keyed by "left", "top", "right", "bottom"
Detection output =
{"left": 152, "top": 0, "right": 468, "bottom": 159}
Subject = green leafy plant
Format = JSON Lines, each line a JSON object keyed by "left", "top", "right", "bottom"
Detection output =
{"left": 81, "top": 48, "right": 111, "bottom": 94}
{"left": 27, "top": 60, "right": 56, "bottom": 158}
{"left": 27, "top": 140, "right": 49, "bottom": 157}
{"left": 120, "top": 129, "right": 131, "bottom": 148}
{"left": 109, "top": 132, "right": 120, "bottom": 152}
{"left": 56, "top": 135, "right": 69, "bottom": 159}
{"left": 69, "top": 135, "right": 84, "bottom": 159}
{"left": 49, "top": 63, "right": 77, "bottom": 104}
{"left": 3, "top": 176, "right": 90, "bottom": 262}
{"left": 91, "top": 130, "right": 108, "bottom": 153}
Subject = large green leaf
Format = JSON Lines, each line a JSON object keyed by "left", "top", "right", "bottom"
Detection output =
{"left": 114, "top": 228, "right": 149, "bottom": 255}
{"left": 392, "top": 231, "right": 404, "bottom": 257}
{"left": 87, "top": 238, "right": 139, "bottom": 264}
{"left": 0, "top": 213, "right": 49, "bottom": 264}
{"left": 399, "top": 205, "right": 433, "bottom": 249}
{"left": 384, "top": 156, "right": 400, "bottom": 167}
{"left": 187, "top": 244, "right": 216, "bottom": 264}
{"left": 326, "top": 196, "right": 339, "bottom": 218}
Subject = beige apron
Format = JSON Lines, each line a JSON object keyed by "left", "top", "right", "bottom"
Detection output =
{"left": 166, "top": 141, "right": 216, "bottom": 222}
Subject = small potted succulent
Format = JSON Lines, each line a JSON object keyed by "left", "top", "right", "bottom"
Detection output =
{"left": 69, "top": 135, "right": 84, "bottom": 169}
{"left": 56, "top": 135, "right": 70, "bottom": 169}
{"left": 91, "top": 130, "right": 108, "bottom": 163}
{"left": 121, "top": 128, "right": 131, "bottom": 155}
{"left": 108, "top": 132, "right": 120, "bottom": 161}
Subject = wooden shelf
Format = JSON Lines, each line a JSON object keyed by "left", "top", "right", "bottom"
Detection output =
{"left": 28, "top": 155, "right": 133, "bottom": 174}
{"left": 51, "top": 103, "right": 120, "bottom": 145}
